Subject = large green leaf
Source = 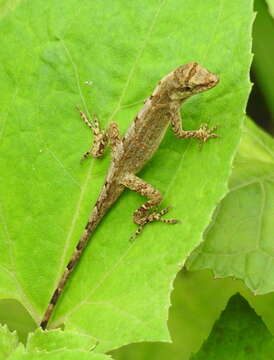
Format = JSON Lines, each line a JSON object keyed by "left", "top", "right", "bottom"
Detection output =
{"left": 252, "top": 0, "right": 274, "bottom": 121}
{"left": 187, "top": 119, "right": 274, "bottom": 294}
{"left": 111, "top": 270, "right": 240, "bottom": 360}
{"left": 112, "top": 269, "right": 274, "bottom": 360}
{"left": 265, "top": 0, "right": 274, "bottom": 19}
{"left": 191, "top": 294, "right": 274, "bottom": 360}
{"left": 0, "top": 0, "right": 20, "bottom": 19}
{"left": 0, "top": 0, "right": 253, "bottom": 352}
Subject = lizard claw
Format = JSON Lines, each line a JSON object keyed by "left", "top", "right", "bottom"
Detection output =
{"left": 129, "top": 226, "right": 144, "bottom": 242}
{"left": 80, "top": 150, "right": 93, "bottom": 163}
{"left": 197, "top": 123, "right": 219, "bottom": 148}
{"left": 129, "top": 206, "right": 180, "bottom": 242}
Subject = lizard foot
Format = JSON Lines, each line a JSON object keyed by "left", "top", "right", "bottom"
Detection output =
{"left": 129, "top": 206, "right": 179, "bottom": 242}
{"left": 152, "top": 206, "right": 179, "bottom": 224}
{"left": 196, "top": 123, "right": 219, "bottom": 145}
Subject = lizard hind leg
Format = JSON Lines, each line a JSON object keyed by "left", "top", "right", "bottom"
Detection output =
{"left": 120, "top": 173, "right": 179, "bottom": 241}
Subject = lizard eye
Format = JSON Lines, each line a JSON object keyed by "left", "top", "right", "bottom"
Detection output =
{"left": 178, "top": 86, "right": 191, "bottom": 92}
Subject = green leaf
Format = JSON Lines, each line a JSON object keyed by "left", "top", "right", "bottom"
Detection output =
{"left": 239, "top": 281, "right": 274, "bottom": 335}
{"left": 0, "top": 324, "right": 19, "bottom": 359}
{"left": 9, "top": 347, "right": 111, "bottom": 360}
{"left": 187, "top": 119, "right": 274, "bottom": 294}
{"left": 111, "top": 269, "right": 274, "bottom": 360}
{"left": 252, "top": 0, "right": 274, "bottom": 120}
{"left": 265, "top": 0, "right": 274, "bottom": 18}
{"left": 191, "top": 294, "right": 274, "bottom": 360}
{"left": 0, "top": 0, "right": 21, "bottom": 20}
{"left": 26, "top": 328, "right": 97, "bottom": 352}
{"left": 0, "top": 323, "right": 108, "bottom": 360}
{"left": 111, "top": 270, "right": 239, "bottom": 360}
{"left": 0, "top": 299, "right": 36, "bottom": 343}
{"left": 0, "top": 0, "right": 253, "bottom": 352}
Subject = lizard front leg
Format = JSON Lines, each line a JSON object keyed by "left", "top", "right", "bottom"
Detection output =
{"left": 76, "top": 107, "right": 121, "bottom": 160}
{"left": 120, "top": 173, "right": 178, "bottom": 240}
{"left": 170, "top": 106, "right": 218, "bottom": 144}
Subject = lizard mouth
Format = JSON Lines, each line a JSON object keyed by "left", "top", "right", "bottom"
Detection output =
{"left": 178, "top": 78, "right": 219, "bottom": 93}
{"left": 194, "top": 78, "right": 219, "bottom": 91}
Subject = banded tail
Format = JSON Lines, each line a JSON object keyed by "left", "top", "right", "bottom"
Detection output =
{"left": 40, "top": 180, "right": 123, "bottom": 329}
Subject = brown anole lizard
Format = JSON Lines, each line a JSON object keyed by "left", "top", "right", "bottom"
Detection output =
{"left": 40, "top": 62, "right": 219, "bottom": 329}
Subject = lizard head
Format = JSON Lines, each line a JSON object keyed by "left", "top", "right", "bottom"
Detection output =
{"left": 171, "top": 62, "right": 219, "bottom": 100}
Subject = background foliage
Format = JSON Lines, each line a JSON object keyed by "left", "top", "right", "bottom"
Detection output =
{"left": 0, "top": 0, "right": 273, "bottom": 359}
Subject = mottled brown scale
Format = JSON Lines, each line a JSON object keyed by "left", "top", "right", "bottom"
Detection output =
{"left": 51, "top": 289, "right": 60, "bottom": 305}
{"left": 67, "top": 256, "right": 78, "bottom": 270}
{"left": 40, "top": 62, "right": 219, "bottom": 329}
{"left": 76, "top": 240, "right": 85, "bottom": 250}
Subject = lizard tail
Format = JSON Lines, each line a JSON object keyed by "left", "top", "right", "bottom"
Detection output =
{"left": 40, "top": 211, "right": 100, "bottom": 330}
{"left": 39, "top": 177, "right": 119, "bottom": 329}
{"left": 40, "top": 176, "right": 123, "bottom": 329}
